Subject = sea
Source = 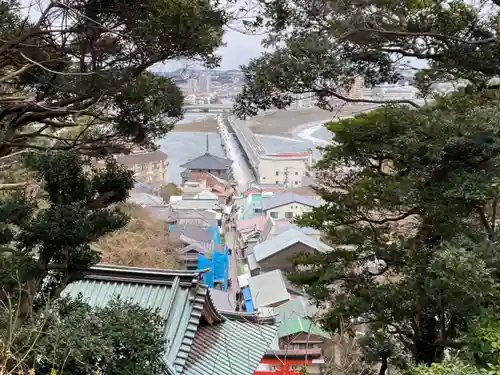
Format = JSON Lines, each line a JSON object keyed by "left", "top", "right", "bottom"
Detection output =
{"left": 157, "top": 114, "right": 334, "bottom": 184}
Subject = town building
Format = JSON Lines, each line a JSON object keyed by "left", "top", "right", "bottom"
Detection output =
{"left": 63, "top": 265, "right": 279, "bottom": 375}
{"left": 274, "top": 297, "right": 331, "bottom": 353}
{"left": 256, "top": 349, "right": 325, "bottom": 375}
{"left": 169, "top": 223, "right": 224, "bottom": 270}
{"left": 349, "top": 75, "right": 365, "bottom": 100}
{"left": 198, "top": 72, "right": 212, "bottom": 93}
{"left": 180, "top": 137, "right": 233, "bottom": 184}
{"left": 247, "top": 228, "right": 331, "bottom": 276}
{"left": 115, "top": 150, "right": 169, "bottom": 187}
{"left": 260, "top": 192, "right": 322, "bottom": 220}
{"left": 183, "top": 172, "right": 235, "bottom": 205}
{"left": 236, "top": 192, "right": 274, "bottom": 221}
{"left": 257, "top": 152, "right": 313, "bottom": 187}
{"left": 187, "top": 78, "right": 198, "bottom": 93}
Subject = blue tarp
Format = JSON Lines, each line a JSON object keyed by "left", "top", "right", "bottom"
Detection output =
{"left": 197, "top": 255, "right": 214, "bottom": 288}
{"left": 212, "top": 248, "right": 229, "bottom": 292}
{"left": 212, "top": 251, "right": 225, "bottom": 281}
{"left": 242, "top": 287, "right": 254, "bottom": 312}
{"left": 207, "top": 226, "right": 221, "bottom": 243}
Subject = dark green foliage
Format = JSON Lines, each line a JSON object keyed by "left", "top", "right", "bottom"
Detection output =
{"left": 0, "top": 151, "right": 133, "bottom": 329}
{"left": 234, "top": 0, "right": 500, "bottom": 117}
{"left": 17, "top": 297, "right": 168, "bottom": 375}
{"left": 0, "top": 0, "right": 225, "bottom": 155}
{"left": 289, "top": 91, "right": 500, "bottom": 370}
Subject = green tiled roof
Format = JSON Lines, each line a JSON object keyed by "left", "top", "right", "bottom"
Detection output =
{"left": 63, "top": 265, "right": 278, "bottom": 375}
{"left": 279, "top": 317, "right": 330, "bottom": 339}
{"left": 273, "top": 298, "right": 330, "bottom": 339}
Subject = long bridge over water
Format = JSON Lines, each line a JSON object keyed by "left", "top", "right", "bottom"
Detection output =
{"left": 185, "top": 100, "right": 426, "bottom": 179}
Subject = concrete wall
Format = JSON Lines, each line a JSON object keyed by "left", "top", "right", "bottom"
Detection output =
{"left": 258, "top": 157, "right": 309, "bottom": 187}
{"left": 259, "top": 242, "right": 318, "bottom": 273}
{"left": 263, "top": 202, "right": 314, "bottom": 221}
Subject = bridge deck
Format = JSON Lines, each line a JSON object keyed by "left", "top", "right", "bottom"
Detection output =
{"left": 224, "top": 116, "right": 263, "bottom": 175}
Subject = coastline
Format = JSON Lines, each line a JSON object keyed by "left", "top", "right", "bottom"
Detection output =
{"left": 170, "top": 104, "right": 379, "bottom": 138}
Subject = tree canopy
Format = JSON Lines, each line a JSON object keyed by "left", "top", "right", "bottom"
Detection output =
{"left": 98, "top": 203, "right": 181, "bottom": 269}
{"left": 0, "top": 151, "right": 133, "bottom": 330}
{"left": 231, "top": 0, "right": 500, "bottom": 372}
{"left": 0, "top": 0, "right": 225, "bottom": 162}
{"left": 289, "top": 91, "right": 500, "bottom": 372}
{"left": 233, "top": 0, "right": 500, "bottom": 117}
{"left": 2, "top": 296, "right": 168, "bottom": 375}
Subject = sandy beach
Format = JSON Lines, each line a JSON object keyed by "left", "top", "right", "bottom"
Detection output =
{"left": 171, "top": 104, "right": 380, "bottom": 136}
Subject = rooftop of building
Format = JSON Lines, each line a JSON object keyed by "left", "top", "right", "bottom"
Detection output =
{"left": 63, "top": 264, "right": 278, "bottom": 375}
{"left": 180, "top": 137, "right": 232, "bottom": 171}
{"left": 260, "top": 192, "right": 322, "bottom": 211}
{"left": 116, "top": 150, "right": 168, "bottom": 166}
{"left": 181, "top": 153, "right": 232, "bottom": 171}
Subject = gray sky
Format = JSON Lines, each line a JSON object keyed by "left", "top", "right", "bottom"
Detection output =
{"left": 217, "top": 30, "right": 265, "bottom": 70}
{"left": 153, "top": 29, "right": 266, "bottom": 72}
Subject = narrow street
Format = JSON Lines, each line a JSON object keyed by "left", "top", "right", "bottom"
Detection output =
{"left": 225, "top": 230, "right": 240, "bottom": 298}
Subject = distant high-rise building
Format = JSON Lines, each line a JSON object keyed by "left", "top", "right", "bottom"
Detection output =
{"left": 198, "top": 72, "right": 212, "bottom": 93}
{"left": 187, "top": 78, "right": 198, "bottom": 93}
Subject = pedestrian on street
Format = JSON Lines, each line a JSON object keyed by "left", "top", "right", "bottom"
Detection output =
{"left": 228, "top": 248, "right": 233, "bottom": 256}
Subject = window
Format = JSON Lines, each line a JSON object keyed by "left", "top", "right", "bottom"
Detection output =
{"left": 295, "top": 171, "right": 298, "bottom": 175}
{"left": 295, "top": 181, "right": 299, "bottom": 184}
{"left": 270, "top": 212, "right": 278, "bottom": 219}
{"left": 285, "top": 212, "right": 293, "bottom": 219}
{"left": 254, "top": 208, "right": 262, "bottom": 213}
{"left": 276, "top": 180, "right": 279, "bottom": 184}
{"left": 275, "top": 171, "right": 279, "bottom": 176}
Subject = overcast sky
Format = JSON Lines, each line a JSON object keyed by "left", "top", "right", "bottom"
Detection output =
{"left": 152, "top": 29, "right": 266, "bottom": 72}
{"left": 217, "top": 30, "right": 265, "bottom": 70}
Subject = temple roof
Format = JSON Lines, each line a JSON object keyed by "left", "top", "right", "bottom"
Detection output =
{"left": 63, "top": 264, "right": 278, "bottom": 375}
{"left": 181, "top": 153, "right": 232, "bottom": 171}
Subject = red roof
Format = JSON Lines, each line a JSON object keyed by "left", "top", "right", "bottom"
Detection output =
{"left": 236, "top": 216, "right": 268, "bottom": 232}
{"left": 266, "top": 152, "right": 311, "bottom": 158}
{"left": 189, "top": 172, "right": 233, "bottom": 197}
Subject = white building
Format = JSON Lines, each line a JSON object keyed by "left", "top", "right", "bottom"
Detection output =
{"left": 187, "top": 78, "right": 198, "bottom": 93}
{"left": 260, "top": 192, "right": 322, "bottom": 221}
{"left": 198, "top": 72, "right": 212, "bottom": 93}
{"left": 257, "top": 152, "right": 313, "bottom": 187}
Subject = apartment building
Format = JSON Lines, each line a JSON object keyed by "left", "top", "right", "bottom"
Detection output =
{"left": 257, "top": 152, "right": 313, "bottom": 187}
{"left": 111, "top": 150, "right": 168, "bottom": 187}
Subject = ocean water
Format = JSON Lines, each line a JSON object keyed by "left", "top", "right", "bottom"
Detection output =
{"left": 158, "top": 114, "right": 335, "bottom": 184}
{"left": 157, "top": 132, "right": 226, "bottom": 184}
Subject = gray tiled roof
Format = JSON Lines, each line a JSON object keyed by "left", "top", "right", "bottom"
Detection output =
{"left": 274, "top": 221, "right": 320, "bottom": 237}
{"left": 253, "top": 228, "right": 331, "bottom": 263}
{"left": 249, "top": 270, "right": 290, "bottom": 308}
{"left": 128, "top": 192, "right": 164, "bottom": 206}
{"left": 260, "top": 192, "right": 322, "bottom": 211}
{"left": 208, "top": 288, "right": 236, "bottom": 311}
{"left": 173, "top": 199, "right": 221, "bottom": 211}
{"left": 170, "top": 223, "right": 213, "bottom": 243}
{"left": 181, "top": 153, "right": 232, "bottom": 170}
